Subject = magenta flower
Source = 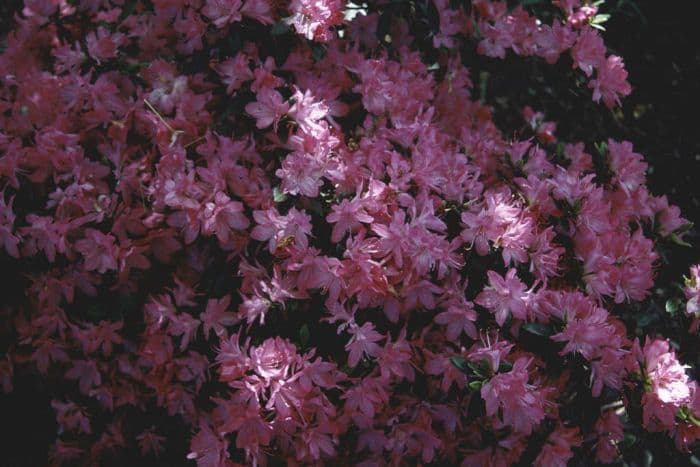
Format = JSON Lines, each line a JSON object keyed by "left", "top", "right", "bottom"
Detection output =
{"left": 75, "top": 229, "right": 119, "bottom": 273}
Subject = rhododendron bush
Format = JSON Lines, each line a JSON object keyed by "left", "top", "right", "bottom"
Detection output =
{"left": 0, "top": 0, "right": 699, "bottom": 465}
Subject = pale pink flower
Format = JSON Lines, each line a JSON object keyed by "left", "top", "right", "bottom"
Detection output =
{"left": 202, "top": 191, "right": 250, "bottom": 244}
{"left": 251, "top": 207, "right": 313, "bottom": 253}
{"left": 250, "top": 337, "right": 298, "bottom": 381}
{"left": 685, "top": 265, "right": 700, "bottom": 316}
{"left": 276, "top": 151, "right": 325, "bottom": 197}
{"left": 287, "top": 0, "right": 345, "bottom": 42}
{"left": 245, "top": 88, "right": 290, "bottom": 131}
{"left": 475, "top": 269, "right": 531, "bottom": 326}
{"left": 640, "top": 339, "right": 693, "bottom": 431}
{"left": 346, "top": 322, "right": 384, "bottom": 367}
{"left": 326, "top": 196, "right": 373, "bottom": 242}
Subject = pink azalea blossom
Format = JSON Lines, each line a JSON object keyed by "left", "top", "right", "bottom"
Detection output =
{"left": 481, "top": 357, "right": 546, "bottom": 435}
{"left": 75, "top": 229, "right": 119, "bottom": 273}
{"left": 589, "top": 55, "right": 632, "bottom": 108}
{"left": 475, "top": 269, "right": 532, "bottom": 326}
{"left": 245, "top": 88, "right": 290, "bottom": 131}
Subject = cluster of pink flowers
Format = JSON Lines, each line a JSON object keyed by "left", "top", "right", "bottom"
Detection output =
{"left": 0, "top": 0, "right": 697, "bottom": 465}
{"left": 686, "top": 265, "right": 700, "bottom": 316}
{"left": 472, "top": 0, "right": 631, "bottom": 107}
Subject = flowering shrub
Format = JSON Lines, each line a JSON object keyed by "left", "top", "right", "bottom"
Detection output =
{"left": 0, "top": 0, "right": 698, "bottom": 465}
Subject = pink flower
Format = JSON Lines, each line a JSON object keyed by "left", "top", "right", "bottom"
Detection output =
{"left": 434, "top": 302, "right": 477, "bottom": 342}
{"left": 685, "top": 265, "right": 700, "bottom": 316}
{"left": 187, "top": 422, "right": 230, "bottom": 467}
{"left": 200, "top": 295, "right": 238, "bottom": 338}
{"left": 276, "top": 151, "right": 325, "bottom": 197}
{"left": 75, "top": 229, "right": 119, "bottom": 273}
{"left": 0, "top": 194, "right": 20, "bottom": 258}
{"left": 594, "top": 410, "right": 624, "bottom": 464}
{"left": 245, "top": 88, "right": 290, "bottom": 131}
{"left": 250, "top": 337, "right": 298, "bottom": 381}
{"left": 326, "top": 196, "right": 374, "bottom": 242}
{"left": 640, "top": 339, "right": 693, "bottom": 431}
{"left": 251, "top": 207, "right": 313, "bottom": 253}
{"left": 533, "top": 423, "right": 581, "bottom": 467}
{"left": 202, "top": 191, "right": 250, "bottom": 244}
{"left": 480, "top": 357, "right": 546, "bottom": 435}
{"left": 216, "top": 333, "right": 249, "bottom": 383}
{"left": 607, "top": 139, "right": 647, "bottom": 194}
{"left": 346, "top": 322, "right": 384, "bottom": 367}
{"left": 376, "top": 330, "right": 414, "bottom": 381}
{"left": 167, "top": 312, "right": 201, "bottom": 352}
{"left": 202, "top": 0, "right": 243, "bottom": 28}
{"left": 137, "top": 428, "right": 166, "bottom": 458}
{"left": 475, "top": 269, "right": 531, "bottom": 326}
{"left": 571, "top": 27, "right": 606, "bottom": 77}
{"left": 287, "top": 0, "right": 345, "bottom": 42}
{"left": 288, "top": 87, "right": 330, "bottom": 132}
{"left": 52, "top": 400, "right": 91, "bottom": 434}
{"left": 589, "top": 55, "right": 632, "bottom": 108}
{"left": 214, "top": 54, "right": 254, "bottom": 94}
{"left": 551, "top": 304, "right": 613, "bottom": 360}
{"left": 65, "top": 360, "right": 102, "bottom": 395}
{"left": 85, "top": 27, "right": 125, "bottom": 63}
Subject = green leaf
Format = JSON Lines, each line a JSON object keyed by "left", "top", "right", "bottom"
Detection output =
{"left": 271, "top": 21, "right": 290, "bottom": 35}
{"left": 665, "top": 298, "right": 681, "bottom": 315}
{"left": 594, "top": 141, "right": 608, "bottom": 156}
{"left": 591, "top": 13, "right": 611, "bottom": 24}
{"left": 450, "top": 355, "right": 469, "bottom": 373}
{"left": 468, "top": 380, "right": 483, "bottom": 391}
{"left": 670, "top": 233, "right": 692, "bottom": 247}
{"left": 498, "top": 361, "right": 513, "bottom": 373}
{"left": 299, "top": 324, "right": 310, "bottom": 348}
{"left": 467, "top": 361, "right": 488, "bottom": 378}
{"left": 312, "top": 44, "right": 327, "bottom": 61}
{"left": 522, "top": 322, "right": 554, "bottom": 337}
{"left": 273, "top": 186, "right": 288, "bottom": 203}
{"left": 673, "top": 222, "right": 694, "bottom": 235}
